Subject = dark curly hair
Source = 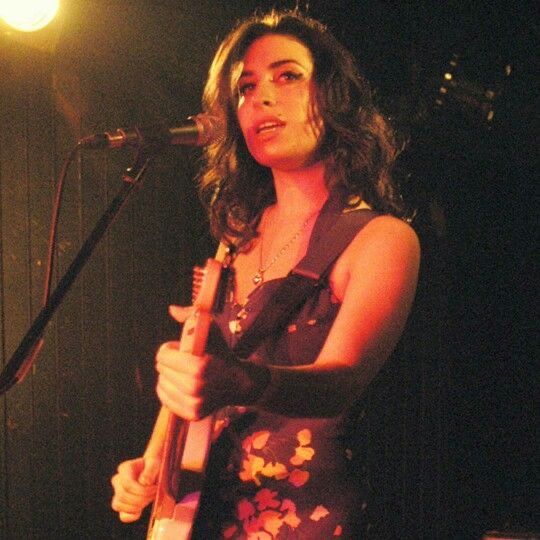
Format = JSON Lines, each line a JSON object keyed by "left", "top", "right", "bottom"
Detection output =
{"left": 199, "top": 9, "right": 405, "bottom": 248}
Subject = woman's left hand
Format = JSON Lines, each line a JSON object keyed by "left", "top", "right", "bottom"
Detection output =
{"left": 155, "top": 305, "right": 245, "bottom": 420}
{"left": 156, "top": 343, "right": 235, "bottom": 420}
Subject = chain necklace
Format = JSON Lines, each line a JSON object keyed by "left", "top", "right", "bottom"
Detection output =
{"left": 252, "top": 210, "right": 318, "bottom": 286}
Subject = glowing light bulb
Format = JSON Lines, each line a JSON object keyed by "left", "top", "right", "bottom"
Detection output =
{"left": 0, "top": 0, "right": 59, "bottom": 32}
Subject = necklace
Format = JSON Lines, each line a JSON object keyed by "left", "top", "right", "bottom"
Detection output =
{"left": 252, "top": 210, "right": 318, "bottom": 286}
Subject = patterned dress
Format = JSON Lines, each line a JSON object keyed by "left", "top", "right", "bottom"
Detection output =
{"left": 191, "top": 270, "right": 372, "bottom": 539}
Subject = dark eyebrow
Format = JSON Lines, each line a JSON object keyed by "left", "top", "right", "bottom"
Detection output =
{"left": 239, "top": 59, "right": 307, "bottom": 79}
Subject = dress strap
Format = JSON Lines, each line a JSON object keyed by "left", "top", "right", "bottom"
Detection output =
{"left": 233, "top": 190, "right": 380, "bottom": 358}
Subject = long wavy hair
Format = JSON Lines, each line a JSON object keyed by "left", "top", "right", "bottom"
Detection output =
{"left": 199, "top": 9, "right": 405, "bottom": 248}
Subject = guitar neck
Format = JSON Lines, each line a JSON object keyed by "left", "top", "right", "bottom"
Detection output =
{"left": 147, "top": 253, "right": 228, "bottom": 540}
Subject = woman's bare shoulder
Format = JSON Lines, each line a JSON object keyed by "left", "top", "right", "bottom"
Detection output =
{"left": 348, "top": 214, "right": 420, "bottom": 260}
{"left": 330, "top": 214, "right": 420, "bottom": 301}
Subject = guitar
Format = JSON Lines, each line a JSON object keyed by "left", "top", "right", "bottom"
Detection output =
{"left": 146, "top": 251, "right": 227, "bottom": 540}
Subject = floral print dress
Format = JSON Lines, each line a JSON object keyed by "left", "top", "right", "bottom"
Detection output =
{"left": 191, "top": 274, "right": 370, "bottom": 539}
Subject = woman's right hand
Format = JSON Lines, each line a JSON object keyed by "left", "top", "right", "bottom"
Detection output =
{"left": 111, "top": 455, "right": 160, "bottom": 522}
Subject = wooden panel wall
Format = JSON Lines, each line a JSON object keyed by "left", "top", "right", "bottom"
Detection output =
{"left": 0, "top": 5, "right": 213, "bottom": 538}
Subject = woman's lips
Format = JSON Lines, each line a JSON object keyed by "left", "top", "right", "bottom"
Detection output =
{"left": 257, "top": 122, "right": 283, "bottom": 133}
{"left": 254, "top": 118, "right": 286, "bottom": 135}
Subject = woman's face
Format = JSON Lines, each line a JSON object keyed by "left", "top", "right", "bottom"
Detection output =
{"left": 235, "top": 33, "right": 323, "bottom": 172}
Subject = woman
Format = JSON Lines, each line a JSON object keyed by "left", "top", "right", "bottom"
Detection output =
{"left": 111, "top": 10, "right": 420, "bottom": 538}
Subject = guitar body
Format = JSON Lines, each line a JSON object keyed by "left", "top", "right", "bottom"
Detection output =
{"left": 147, "top": 257, "right": 224, "bottom": 540}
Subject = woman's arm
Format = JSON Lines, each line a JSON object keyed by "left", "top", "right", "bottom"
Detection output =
{"left": 255, "top": 215, "right": 420, "bottom": 416}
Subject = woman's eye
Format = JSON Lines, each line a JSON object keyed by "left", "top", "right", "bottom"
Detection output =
{"left": 238, "top": 82, "right": 255, "bottom": 96}
{"left": 279, "top": 71, "right": 303, "bottom": 82}
{"left": 237, "top": 70, "right": 303, "bottom": 97}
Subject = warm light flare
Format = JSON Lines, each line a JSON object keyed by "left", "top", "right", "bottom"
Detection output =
{"left": 0, "top": 0, "right": 59, "bottom": 32}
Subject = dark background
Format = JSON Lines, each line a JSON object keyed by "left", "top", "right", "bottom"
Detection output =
{"left": 0, "top": 1, "right": 537, "bottom": 538}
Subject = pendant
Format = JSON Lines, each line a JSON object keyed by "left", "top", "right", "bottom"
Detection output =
{"left": 229, "top": 319, "right": 242, "bottom": 334}
{"left": 252, "top": 272, "right": 263, "bottom": 285}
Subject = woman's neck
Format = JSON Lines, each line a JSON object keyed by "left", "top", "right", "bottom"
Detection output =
{"left": 270, "top": 161, "right": 329, "bottom": 220}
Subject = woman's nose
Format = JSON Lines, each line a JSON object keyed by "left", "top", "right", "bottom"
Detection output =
{"left": 254, "top": 80, "right": 276, "bottom": 107}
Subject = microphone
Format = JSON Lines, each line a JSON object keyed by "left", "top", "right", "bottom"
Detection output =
{"left": 78, "top": 114, "right": 222, "bottom": 149}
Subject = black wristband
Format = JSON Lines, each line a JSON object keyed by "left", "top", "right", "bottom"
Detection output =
{"left": 237, "top": 361, "right": 272, "bottom": 405}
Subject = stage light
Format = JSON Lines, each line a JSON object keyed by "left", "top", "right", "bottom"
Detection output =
{"left": 0, "top": 0, "right": 59, "bottom": 32}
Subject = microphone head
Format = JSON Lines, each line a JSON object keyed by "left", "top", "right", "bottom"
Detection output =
{"left": 190, "top": 114, "right": 224, "bottom": 146}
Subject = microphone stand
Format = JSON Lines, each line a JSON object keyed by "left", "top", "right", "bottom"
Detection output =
{"left": 0, "top": 147, "right": 155, "bottom": 395}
